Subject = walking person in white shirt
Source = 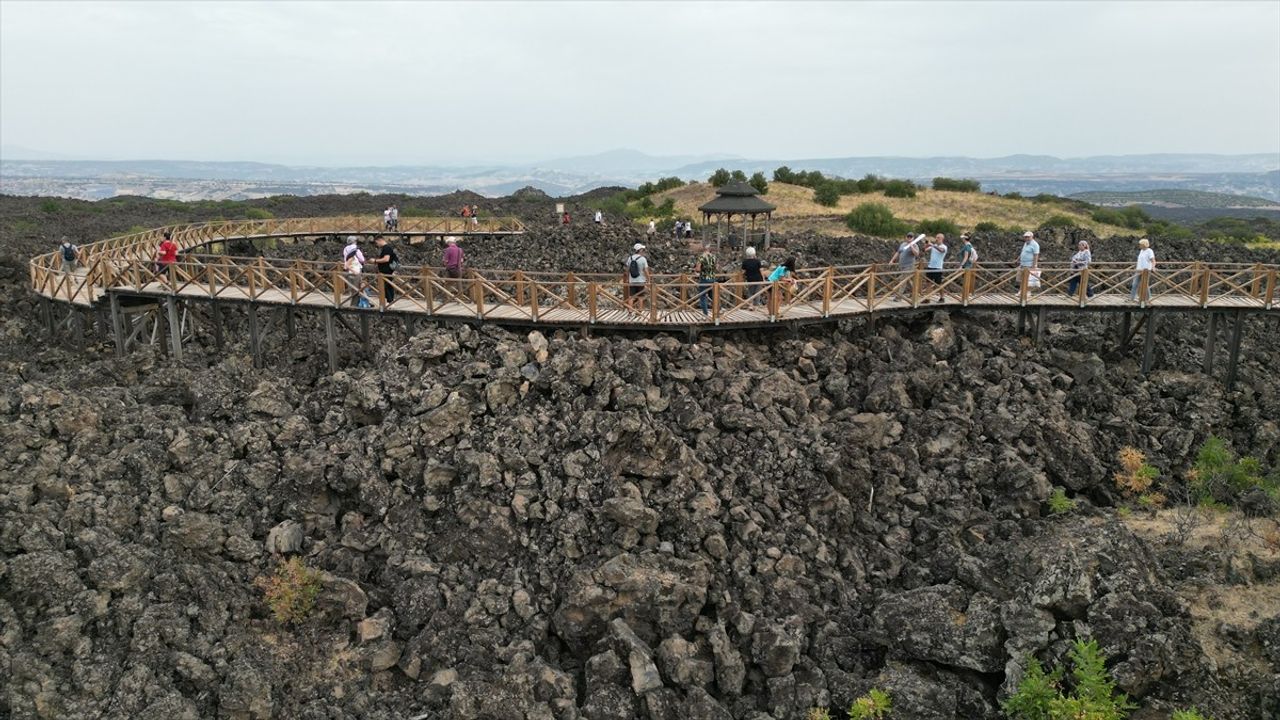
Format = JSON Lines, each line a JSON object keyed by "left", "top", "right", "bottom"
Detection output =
{"left": 1131, "top": 238, "right": 1156, "bottom": 301}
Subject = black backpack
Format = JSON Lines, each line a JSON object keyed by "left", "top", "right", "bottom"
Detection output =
{"left": 628, "top": 255, "right": 641, "bottom": 279}
{"left": 61, "top": 243, "right": 76, "bottom": 261}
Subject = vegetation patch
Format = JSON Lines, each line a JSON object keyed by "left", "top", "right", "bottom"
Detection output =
{"left": 257, "top": 557, "right": 323, "bottom": 625}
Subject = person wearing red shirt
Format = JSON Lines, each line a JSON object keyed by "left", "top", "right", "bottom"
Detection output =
{"left": 154, "top": 231, "right": 179, "bottom": 275}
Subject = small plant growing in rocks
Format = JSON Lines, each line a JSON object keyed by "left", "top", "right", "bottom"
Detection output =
{"left": 1115, "top": 447, "right": 1159, "bottom": 496}
{"left": 257, "top": 557, "right": 322, "bottom": 624}
{"left": 1003, "top": 639, "right": 1135, "bottom": 720}
{"left": 1188, "top": 435, "right": 1277, "bottom": 509}
{"left": 847, "top": 688, "right": 892, "bottom": 719}
{"left": 1172, "top": 710, "right": 1213, "bottom": 720}
{"left": 1047, "top": 487, "right": 1076, "bottom": 515}
{"left": 807, "top": 707, "right": 833, "bottom": 720}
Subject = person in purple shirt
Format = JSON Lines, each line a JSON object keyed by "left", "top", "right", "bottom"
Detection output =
{"left": 442, "top": 236, "right": 464, "bottom": 298}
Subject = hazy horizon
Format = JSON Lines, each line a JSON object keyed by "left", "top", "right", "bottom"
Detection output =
{"left": 2, "top": 1, "right": 1278, "bottom": 165}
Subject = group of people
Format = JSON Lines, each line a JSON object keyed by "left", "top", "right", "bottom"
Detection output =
{"left": 383, "top": 205, "right": 399, "bottom": 231}
{"left": 889, "top": 229, "right": 1158, "bottom": 303}
{"left": 341, "top": 235, "right": 400, "bottom": 306}
{"left": 621, "top": 242, "right": 796, "bottom": 314}
{"left": 460, "top": 205, "right": 480, "bottom": 226}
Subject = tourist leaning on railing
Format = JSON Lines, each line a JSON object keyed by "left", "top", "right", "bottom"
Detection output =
{"left": 1131, "top": 238, "right": 1155, "bottom": 301}
{"left": 1067, "top": 240, "right": 1093, "bottom": 297}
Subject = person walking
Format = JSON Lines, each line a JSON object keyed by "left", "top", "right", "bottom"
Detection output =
{"left": 1019, "top": 230, "right": 1041, "bottom": 292}
{"left": 694, "top": 244, "right": 718, "bottom": 315}
{"left": 1131, "top": 238, "right": 1155, "bottom": 301}
{"left": 470, "top": 205, "right": 479, "bottom": 228}
{"left": 389, "top": 205, "right": 399, "bottom": 231}
{"left": 384, "top": 206, "right": 394, "bottom": 231}
{"left": 741, "top": 246, "right": 765, "bottom": 306}
{"left": 624, "top": 243, "right": 650, "bottom": 313}
{"left": 369, "top": 236, "right": 399, "bottom": 304}
{"left": 443, "top": 236, "right": 464, "bottom": 278}
{"left": 1067, "top": 240, "right": 1093, "bottom": 297}
{"left": 925, "top": 233, "right": 948, "bottom": 303}
{"left": 959, "top": 233, "right": 978, "bottom": 269}
{"left": 343, "top": 236, "right": 368, "bottom": 307}
{"left": 561, "top": 211, "right": 571, "bottom": 225}
{"left": 58, "top": 236, "right": 79, "bottom": 273}
{"left": 647, "top": 219, "right": 656, "bottom": 238}
{"left": 889, "top": 231, "right": 921, "bottom": 301}
{"left": 154, "top": 231, "right": 179, "bottom": 276}
{"left": 594, "top": 209, "right": 603, "bottom": 225}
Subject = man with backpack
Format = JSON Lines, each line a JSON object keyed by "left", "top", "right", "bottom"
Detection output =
{"left": 58, "top": 237, "right": 79, "bottom": 272}
{"left": 624, "top": 243, "right": 650, "bottom": 313}
{"left": 369, "top": 236, "right": 399, "bottom": 304}
{"left": 693, "top": 243, "right": 717, "bottom": 315}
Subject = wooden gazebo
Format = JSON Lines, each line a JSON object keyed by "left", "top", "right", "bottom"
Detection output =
{"left": 698, "top": 181, "right": 776, "bottom": 251}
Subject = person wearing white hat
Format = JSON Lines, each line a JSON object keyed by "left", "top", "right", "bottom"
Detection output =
{"left": 1131, "top": 238, "right": 1155, "bottom": 301}
{"left": 624, "top": 243, "right": 650, "bottom": 313}
{"left": 1019, "top": 230, "right": 1041, "bottom": 292}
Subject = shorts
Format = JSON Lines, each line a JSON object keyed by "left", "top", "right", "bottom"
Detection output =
{"left": 927, "top": 270, "right": 943, "bottom": 285}
{"left": 627, "top": 284, "right": 646, "bottom": 298}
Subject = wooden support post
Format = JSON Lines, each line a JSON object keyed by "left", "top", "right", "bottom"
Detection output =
{"left": 587, "top": 282, "right": 598, "bottom": 323}
{"left": 1141, "top": 312, "right": 1157, "bottom": 373}
{"left": 324, "top": 308, "right": 338, "bottom": 373}
{"left": 473, "top": 275, "right": 483, "bottom": 319}
{"left": 1266, "top": 269, "right": 1277, "bottom": 309}
{"left": 285, "top": 306, "right": 296, "bottom": 340}
{"left": 1225, "top": 311, "right": 1244, "bottom": 389}
{"left": 110, "top": 293, "right": 125, "bottom": 358}
{"left": 1034, "top": 306, "right": 1046, "bottom": 345}
{"left": 823, "top": 267, "right": 833, "bottom": 317}
{"left": 866, "top": 267, "right": 876, "bottom": 313}
{"left": 911, "top": 268, "right": 922, "bottom": 308}
{"left": 711, "top": 282, "right": 721, "bottom": 325}
{"left": 211, "top": 300, "right": 224, "bottom": 351}
{"left": 248, "top": 303, "right": 261, "bottom": 368}
{"left": 1018, "top": 309, "right": 1027, "bottom": 335}
{"left": 648, "top": 277, "right": 658, "bottom": 324}
{"left": 359, "top": 313, "right": 370, "bottom": 353}
{"left": 1199, "top": 264, "right": 1210, "bottom": 307}
{"left": 1203, "top": 312, "right": 1217, "bottom": 375}
{"left": 1118, "top": 311, "right": 1132, "bottom": 350}
{"left": 42, "top": 297, "right": 55, "bottom": 336}
{"left": 566, "top": 272, "right": 578, "bottom": 307}
{"left": 165, "top": 296, "right": 183, "bottom": 361}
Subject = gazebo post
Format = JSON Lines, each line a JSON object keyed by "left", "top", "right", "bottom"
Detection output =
{"left": 765, "top": 213, "right": 771, "bottom": 251}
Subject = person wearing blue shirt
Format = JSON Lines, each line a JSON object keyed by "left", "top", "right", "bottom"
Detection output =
{"left": 925, "top": 234, "right": 949, "bottom": 303}
{"left": 1019, "top": 230, "right": 1041, "bottom": 292}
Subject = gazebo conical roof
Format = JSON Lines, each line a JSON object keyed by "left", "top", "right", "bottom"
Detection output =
{"left": 698, "top": 182, "right": 777, "bottom": 214}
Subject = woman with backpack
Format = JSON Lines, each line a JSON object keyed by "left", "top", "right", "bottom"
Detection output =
{"left": 58, "top": 237, "right": 79, "bottom": 273}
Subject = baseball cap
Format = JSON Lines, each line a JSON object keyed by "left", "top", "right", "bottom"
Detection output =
{"left": 1023, "top": 231, "right": 1034, "bottom": 238}
{"left": 634, "top": 243, "right": 646, "bottom": 251}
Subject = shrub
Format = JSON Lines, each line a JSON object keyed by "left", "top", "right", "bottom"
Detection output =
{"left": 1171, "top": 710, "right": 1213, "bottom": 720}
{"left": 1037, "top": 214, "right": 1079, "bottom": 230}
{"left": 773, "top": 166, "right": 797, "bottom": 184}
{"left": 1004, "top": 191, "right": 1025, "bottom": 200}
{"left": 806, "top": 708, "right": 833, "bottom": 720}
{"left": 1115, "top": 447, "right": 1159, "bottom": 496}
{"left": 1146, "top": 219, "right": 1194, "bottom": 241}
{"left": 1091, "top": 206, "right": 1151, "bottom": 230}
{"left": 1188, "top": 435, "right": 1277, "bottom": 507}
{"left": 915, "top": 218, "right": 961, "bottom": 237}
{"left": 655, "top": 197, "right": 676, "bottom": 218}
{"left": 749, "top": 172, "right": 769, "bottom": 195}
{"left": 257, "top": 557, "right": 323, "bottom": 624}
{"left": 1048, "top": 487, "right": 1076, "bottom": 515}
{"left": 637, "top": 176, "right": 685, "bottom": 196}
{"left": 974, "top": 221, "right": 1001, "bottom": 233}
{"left": 882, "top": 179, "right": 917, "bottom": 198}
{"left": 847, "top": 689, "right": 892, "bottom": 720}
{"left": 245, "top": 208, "right": 274, "bottom": 220}
{"left": 857, "top": 174, "right": 883, "bottom": 193}
{"left": 814, "top": 183, "right": 842, "bottom": 207}
{"left": 730, "top": 169, "right": 748, "bottom": 183}
{"left": 932, "top": 177, "right": 981, "bottom": 192}
{"left": 1003, "top": 639, "right": 1135, "bottom": 720}
{"left": 709, "top": 168, "right": 732, "bottom": 187}
{"left": 39, "top": 199, "right": 62, "bottom": 213}
{"left": 846, "top": 203, "right": 909, "bottom": 237}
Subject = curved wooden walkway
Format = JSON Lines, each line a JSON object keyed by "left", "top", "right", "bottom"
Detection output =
{"left": 28, "top": 217, "right": 1279, "bottom": 380}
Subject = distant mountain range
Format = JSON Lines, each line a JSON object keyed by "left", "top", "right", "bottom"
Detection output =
{"left": 1, "top": 149, "right": 1276, "bottom": 202}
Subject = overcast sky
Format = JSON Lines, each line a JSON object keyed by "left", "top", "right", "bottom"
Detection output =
{"left": 2, "top": 0, "right": 1278, "bottom": 165}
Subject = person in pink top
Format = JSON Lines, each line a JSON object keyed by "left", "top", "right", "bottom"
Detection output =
{"left": 154, "top": 231, "right": 178, "bottom": 275}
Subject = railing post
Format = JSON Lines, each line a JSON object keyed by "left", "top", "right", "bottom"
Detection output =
{"left": 376, "top": 274, "right": 386, "bottom": 310}
{"left": 588, "top": 282, "right": 598, "bottom": 323}
{"left": 290, "top": 263, "right": 299, "bottom": 303}
{"left": 530, "top": 281, "right": 540, "bottom": 321}
{"left": 1251, "top": 262, "right": 1264, "bottom": 298}
{"left": 247, "top": 259, "right": 257, "bottom": 298}
{"left": 1078, "top": 267, "right": 1089, "bottom": 307}
{"left": 823, "top": 267, "right": 833, "bottom": 317}
{"left": 473, "top": 274, "right": 484, "bottom": 318}
{"left": 711, "top": 282, "right": 721, "bottom": 325}
{"left": 566, "top": 272, "right": 578, "bottom": 307}
{"left": 1199, "top": 264, "right": 1210, "bottom": 307}
{"left": 866, "top": 267, "right": 876, "bottom": 313}
{"left": 679, "top": 273, "right": 689, "bottom": 305}
{"left": 422, "top": 268, "right": 434, "bottom": 312}
{"left": 1265, "top": 269, "right": 1276, "bottom": 309}
{"left": 912, "top": 267, "right": 922, "bottom": 308}
{"left": 333, "top": 270, "right": 344, "bottom": 307}
{"left": 515, "top": 270, "right": 526, "bottom": 306}
{"left": 648, "top": 276, "right": 657, "bottom": 324}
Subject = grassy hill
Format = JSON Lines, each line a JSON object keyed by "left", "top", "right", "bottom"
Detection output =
{"left": 1070, "top": 189, "right": 1280, "bottom": 209}
{"left": 652, "top": 181, "right": 1122, "bottom": 237}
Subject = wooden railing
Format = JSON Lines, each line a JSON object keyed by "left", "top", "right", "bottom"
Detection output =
{"left": 28, "top": 218, "right": 1277, "bottom": 324}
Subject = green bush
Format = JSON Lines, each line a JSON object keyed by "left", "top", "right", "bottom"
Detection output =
{"left": 1145, "top": 220, "right": 1194, "bottom": 240}
{"left": 814, "top": 183, "right": 842, "bottom": 207}
{"left": 709, "top": 168, "right": 732, "bottom": 187}
{"left": 915, "top": 218, "right": 960, "bottom": 236}
{"left": 882, "top": 180, "right": 917, "bottom": 198}
{"left": 1003, "top": 639, "right": 1135, "bottom": 720}
{"left": 1198, "top": 216, "right": 1280, "bottom": 242}
{"left": 932, "top": 177, "right": 981, "bottom": 192}
{"left": 846, "top": 202, "right": 910, "bottom": 237}
{"left": 1037, "top": 214, "right": 1079, "bottom": 230}
{"left": 637, "top": 176, "right": 685, "bottom": 195}
{"left": 857, "top": 174, "right": 884, "bottom": 193}
{"left": 39, "top": 199, "right": 62, "bottom": 213}
{"left": 245, "top": 208, "right": 274, "bottom": 220}
{"left": 730, "top": 169, "right": 748, "bottom": 183}
{"left": 1091, "top": 206, "right": 1151, "bottom": 230}
{"left": 974, "top": 221, "right": 1001, "bottom": 232}
{"left": 749, "top": 172, "right": 769, "bottom": 195}
{"left": 1003, "top": 191, "right": 1025, "bottom": 200}
{"left": 848, "top": 689, "right": 892, "bottom": 720}
{"left": 1048, "top": 487, "right": 1076, "bottom": 515}
{"left": 1189, "top": 435, "right": 1277, "bottom": 508}
{"left": 773, "top": 166, "right": 797, "bottom": 184}
{"left": 655, "top": 197, "right": 676, "bottom": 218}
{"left": 1171, "top": 710, "right": 1213, "bottom": 720}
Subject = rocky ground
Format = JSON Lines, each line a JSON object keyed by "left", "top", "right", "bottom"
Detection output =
{"left": 1, "top": 192, "right": 1278, "bottom": 719}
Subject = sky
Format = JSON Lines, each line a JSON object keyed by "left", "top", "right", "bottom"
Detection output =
{"left": 1, "top": 0, "right": 1278, "bottom": 165}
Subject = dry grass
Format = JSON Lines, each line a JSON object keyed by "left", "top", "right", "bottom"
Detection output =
{"left": 656, "top": 181, "right": 1121, "bottom": 238}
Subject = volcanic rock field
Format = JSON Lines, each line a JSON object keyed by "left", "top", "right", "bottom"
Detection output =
{"left": 1, "top": 191, "right": 1278, "bottom": 719}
